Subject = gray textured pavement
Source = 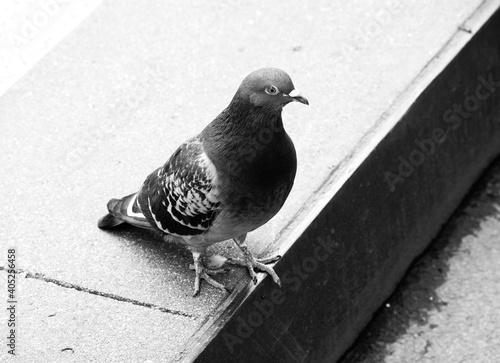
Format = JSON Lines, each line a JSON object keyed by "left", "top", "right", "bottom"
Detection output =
{"left": 0, "top": 0, "right": 104, "bottom": 95}
{"left": 0, "top": 0, "right": 495, "bottom": 361}
{"left": 342, "top": 159, "right": 500, "bottom": 362}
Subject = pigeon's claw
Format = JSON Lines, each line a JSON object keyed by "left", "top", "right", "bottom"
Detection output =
{"left": 254, "top": 255, "right": 281, "bottom": 264}
{"left": 189, "top": 264, "right": 228, "bottom": 276}
{"left": 227, "top": 244, "right": 282, "bottom": 287}
{"left": 192, "top": 252, "right": 230, "bottom": 296}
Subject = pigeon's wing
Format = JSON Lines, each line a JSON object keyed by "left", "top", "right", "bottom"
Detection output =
{"left": 137, "top": 137, "right": 221, "bottom": 236}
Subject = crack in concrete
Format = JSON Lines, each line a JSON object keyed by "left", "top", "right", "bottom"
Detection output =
{"left": 0, "top": 266, "right": 195, "bottom": 318}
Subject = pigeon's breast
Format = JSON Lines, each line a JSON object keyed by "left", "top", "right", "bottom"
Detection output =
{"left": 217, "top": 132, "right": 297, "bottom": 229}
{"left": 204, "top": 179, "right": 293, "bottom": 243}
{"left": 201, "top": 110, "right": 297, "bottom": 241}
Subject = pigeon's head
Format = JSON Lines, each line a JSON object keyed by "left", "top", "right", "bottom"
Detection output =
{"left": 234, "top": 68, "right": 309, "bottom": 111}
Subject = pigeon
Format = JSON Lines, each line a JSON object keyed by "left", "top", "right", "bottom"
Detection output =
{"left": 98, "top": 68, "right": 308, "bottom": 295}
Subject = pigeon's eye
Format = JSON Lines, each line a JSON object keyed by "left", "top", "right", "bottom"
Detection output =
{"left": 265, "top": 86, "right": 279, "bottom": 95}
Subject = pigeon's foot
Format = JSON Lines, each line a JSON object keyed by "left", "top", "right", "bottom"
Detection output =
{"left": 229, "top": 238, "right": 282, "bottom": 286}
{"left": 191, "top": 251, "right": 230, "bottom": 296}
{"left": 189, "top": 255, "right": 230, "bottom": 275}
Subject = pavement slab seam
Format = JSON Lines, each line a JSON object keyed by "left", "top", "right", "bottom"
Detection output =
{"left": 0, "top": 266, "right": 196, "bottom": 319}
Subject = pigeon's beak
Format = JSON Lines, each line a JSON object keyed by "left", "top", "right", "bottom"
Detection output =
{"left": 288, "top": 89, "right": 309, "bottom": 105}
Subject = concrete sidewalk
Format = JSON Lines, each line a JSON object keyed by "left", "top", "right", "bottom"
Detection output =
{"left": 0, "top": 0, "right": 104, "bottom": 95}
{"left": 1, "top": 0, "right": 499, "bottom": 362}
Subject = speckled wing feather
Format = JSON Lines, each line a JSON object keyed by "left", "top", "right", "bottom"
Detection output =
{"left": 136, "top": 137, "right": 220, "bottom": 236}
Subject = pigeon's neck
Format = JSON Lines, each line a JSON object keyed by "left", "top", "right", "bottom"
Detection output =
{"left": 201, "top": 99, "right": 295, "bottom": 184}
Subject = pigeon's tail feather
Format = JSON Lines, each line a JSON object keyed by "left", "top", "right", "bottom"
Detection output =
{"left": 97, "top": 193, "right": 153, "bottom": 230}
{"left": 107, "top": 196, "right": 129, "bottom": 216}
{"left": 97, "top": 213, "right": 124, "bottom": 229}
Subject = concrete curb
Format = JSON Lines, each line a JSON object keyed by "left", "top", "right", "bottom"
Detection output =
{"left": 177, "top": 2, "right": 500, "bottom": 362}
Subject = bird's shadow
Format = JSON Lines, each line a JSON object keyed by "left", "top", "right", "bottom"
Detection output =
{"left": 104, "top": 223, "right": 190, "bottom": 260}
{"left": 340, "top": 157, "right": 500, "bottom": 362}
{"left": 101, "top": 223, "right": 250, "bottom": 292}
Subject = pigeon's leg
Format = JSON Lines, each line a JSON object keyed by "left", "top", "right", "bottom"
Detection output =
{"left": 191, "top": 249, "right": 230, "bottom": 296}
{"left": 228, "top": 234, "right": 281, "bottom": 286}
{"left": 189, "top": 254, "right": 229, "bottom": 275}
